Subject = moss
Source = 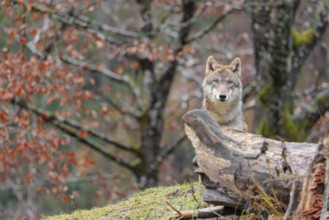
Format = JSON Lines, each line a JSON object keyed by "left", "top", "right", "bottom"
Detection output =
{"left": 291, "top": 27, "right": 313, "bottom": 49}
{"left": 257, "top": 83, "right": 272, "bottom": 104}
{"left": 281, "top": 107, "right": 297, "bottom": 141}
{"left": 257, "top": 119, "right": 272, "bottom": 138}
{"left": 281, "top": 107, "right": 308, "bottom": 141}
{"left": 316, "top": 93, "right": 328, "bottom": 107}
{"left": 43, "top": 182, "right": 205, "bottom": 220}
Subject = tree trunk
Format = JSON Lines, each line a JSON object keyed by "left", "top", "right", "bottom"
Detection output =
{"left": 249, "top": 0, "right": 295, "bottom": 139}
{"left": 249, "top": 0, "right": 329, "bottom": 141}
{"left": 136, "top": 0, "right": 196, "bottom": 188}
{"left": 183, "top": 109, "right": 328, "bottom": 217}
{"left": 284, "top": 138, "right": 329, "bottom": 219}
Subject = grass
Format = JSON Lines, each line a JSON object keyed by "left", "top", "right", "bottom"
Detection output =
{"left": 43, "top": 182, "right": 206, "bottom": 220}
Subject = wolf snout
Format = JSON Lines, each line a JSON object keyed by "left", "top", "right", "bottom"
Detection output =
{"left": 213, "top": 92, "right": 228, "bottom": 102}
{"left": 219, "top": 95, "right": 227, "bottom": 101}
{"left": 214, "top": 94, "right": 227, "bottom": 101}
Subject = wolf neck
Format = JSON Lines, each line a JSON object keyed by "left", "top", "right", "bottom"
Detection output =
{"left": 203, "top": 97, "right": 243, "bottom": 124}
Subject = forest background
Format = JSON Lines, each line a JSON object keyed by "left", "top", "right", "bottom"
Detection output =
{"left": 0, "top": 0, "right": 328, "bottom": 219}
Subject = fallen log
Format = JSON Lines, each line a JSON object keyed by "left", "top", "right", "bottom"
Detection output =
{"left": 182, "top": 109, "right": 328, "bottom": 218}
{"left": 286, "top": 138, "right": 329, "bottom": 220}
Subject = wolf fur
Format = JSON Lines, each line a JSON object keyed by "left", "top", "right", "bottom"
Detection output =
{"left": 202, "top": 56, "right": 247, "bottom": 131}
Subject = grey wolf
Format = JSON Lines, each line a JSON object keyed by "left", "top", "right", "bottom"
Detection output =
{"left": 202, "top": 56, "right": 247, "bottom": 131}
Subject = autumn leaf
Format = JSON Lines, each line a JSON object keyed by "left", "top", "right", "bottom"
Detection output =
{"left": 26, "top": 174, "right": 32, "bottom": 185}
{"left": 61, "top": 194, "right": 69, "bottom": 203}
{"left": 19, "top": 37, "right": 27, "bottom": 45}
{"left": 80, "top": 130, "right": 88, "bottom": 138}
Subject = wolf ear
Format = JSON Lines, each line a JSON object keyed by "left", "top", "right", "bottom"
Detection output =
{"left": 205, "top": 56, "right": 218, "bottom": 75}
{"left": 230, "top": 57, "right": 241, "bottom": 78}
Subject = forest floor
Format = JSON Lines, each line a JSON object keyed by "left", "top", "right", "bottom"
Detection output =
{"left": 43, "top": 182, "right": 206, "bottom": 220}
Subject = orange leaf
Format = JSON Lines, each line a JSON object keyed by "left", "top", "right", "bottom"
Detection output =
{"left": 80, "top": 130, "right": 88, "bottom": 138}
{"left": 26, "top": 174, "right": 32, "bottom": 184}
{"left": 105, "top": 86, "right": 111, "bottom": 93}
{"left": 68, "top": 151, "right": 75, "bottom": 158}
{"left": 62, "top": 194, "right": 69, "bottom": 203}
{"left": 30, "top": 29, "right": 37, "bottom": 36}
{"left": 19, "top": 37, "right": 27, "bottom": 45}
{"left": 35, "top": 187, "right": 44, "bottom": 193}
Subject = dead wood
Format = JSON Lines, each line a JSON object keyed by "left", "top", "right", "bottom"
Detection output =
{"left": 285, "top": 138, "right": 329, "bottom": 220}
{"left": 170, "top": 205, "right": 225, "bottom": 219}
{"left": 182, "top": 109, "right": 323, "bottom": 215}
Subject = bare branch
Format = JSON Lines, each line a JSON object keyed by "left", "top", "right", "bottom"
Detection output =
{"left": 61, "top": 54, "right": 144, "bottom": 110}
{"left": 157, "top": 2, "right": 207, "bottom": 39}
{"left": 18, "top": 1, "right": 139, "bottom": 43}
{"left": 179, "top": 67, "right": 203, "bottom": 87}
{"left": 171, "top": 205, "right": 224, "bottom": 219}
{"left": 292, "top": 88, "right": 329, "bottom": 123}
{"left": 185, "top": 6, "right": 241, "bottom": 43}
{"left": 69, "top": 13, "right": 139, "bottom": 38}
{"left": 53, "top": 122, "right": 138, "bottom": 174}
{"left": 159, "top": 135, "right": 187, "bottom": 161}
{"left": 52, "top": 13, "right": 122, "bottom": 45}
{"left": 59, "top": 117, "right": 140, "bottom": 156}
{"left": 292, "top": 1, "right": 329, "bottom": 73}
{"left": 61, "top": 54, "right": 124, "bottom": 82}
{"left": 95, "top": 92, "right": 140, "bottom": 118}
{"left": 243, "top": 98, "right": 256, "bottom": 111}
{"left": 150, "top": 135, "right": 187, "bottom": 172}
{"left": 181, "top": 90, "right": 203, "bottom": 109}
{"left": 293, "top": 84, "right": 329, "bottom": 99}
{"left": 243, "top": 82, "right": 257, "bottom": 102}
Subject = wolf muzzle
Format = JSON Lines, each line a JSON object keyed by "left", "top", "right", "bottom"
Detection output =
{"left": 214, "top": 93, "right": 228, "bottom": 102}
{"left": 219, "top": 95, "right": 227, "bottom": 102}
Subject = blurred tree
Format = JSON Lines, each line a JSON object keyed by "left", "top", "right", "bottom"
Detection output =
{"left": 0, "top": 0, "right": 328, "bottom": 218}
{"left": 248, "top": 0, "right": 329, "bottom": 140}
{"left": 0, "top": 0, "right": 244, "bottom": 217}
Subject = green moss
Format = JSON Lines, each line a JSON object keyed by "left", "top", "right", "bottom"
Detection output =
{"left": 316, "top": 93, "right": 328, "bottom": 107}
{"left": 257, "top": 119, "right": 272, "bottom": 138}
{"left": 281, "top": 107, "right": 309, "bottom": 141}
{"left": 43, "top": 182, "right": 205, "bottom": 220}
{"left": 257, "top": 83, "right": 272, "bottom": 104}
{"left": 291, "top": 27, "right": 313, "bottom": 49}
{"left": 281, "top": 107, "right": 298, "bottom": 141}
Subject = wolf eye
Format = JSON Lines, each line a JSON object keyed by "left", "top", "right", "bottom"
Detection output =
{"left": 213, "top": 79, "right": 219, "bottom": 83}
{"left": 228, "top": 80, "right": 233, "bottom": 84}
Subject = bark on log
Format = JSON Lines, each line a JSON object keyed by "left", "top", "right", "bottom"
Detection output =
{"left": 286, "top": 138, "right": 329, "bottom": 220}
{"left": 182, "top": 109, "right": 326, "bottom": 215}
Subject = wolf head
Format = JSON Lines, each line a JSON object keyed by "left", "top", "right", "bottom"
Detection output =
{"left": 202, "top": 56, "right": 242, "bottom": 104}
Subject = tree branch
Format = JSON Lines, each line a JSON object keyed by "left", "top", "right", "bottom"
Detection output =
{"left": 185, "top": 6, "right": 240, "bottom": 43}
{"left": 150, "top": 135, "right": 187, "bottom": 172}
{"left": 61, "top": 54, "right": 144, "bottom": 110}
{"left": 243, "top": 81, "right": 257, "bottom": 102}
{"left": 19, "top": 1, "right": 139, "bottom": 43}
{"left": 58, "top": 116, "right": 140, "bottom": 156}
{"left": 293, "top": 84, "right": 329, "bottom": 99}
{"left": 292, "top": 88, "right": 329, "bottom": 124}
{"left": 16, "top": 29, "right": 144, "bottom": 114}
{"left": 292, "top": 0, "right": 329, "bottom": 73}
{"left": 95, "top": 91, "right": 140, "bottom": 118}
{"left": 171, "top": 205, "right": 224, "bottom": 219}
{"left": 53, "top": 121, "right": 138, "bottom": 174}
{"left": 52, "top": 13, "right": 122, "bottom": 45}
{"left": 159, "top": 135, "right": 187, "bottom": 162}
{"left": 11, "top": 98, "right": 140, "bottom": 174}
{"left": 68, "top": 12, "right": 139, "bottom": 38}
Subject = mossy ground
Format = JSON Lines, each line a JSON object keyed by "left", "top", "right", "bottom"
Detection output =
{"left": 43, "top": 182, "right": 206, "bottom": 220}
